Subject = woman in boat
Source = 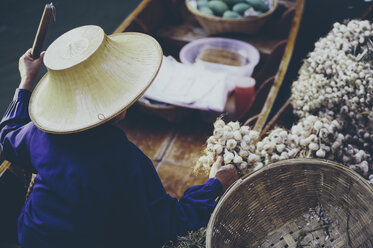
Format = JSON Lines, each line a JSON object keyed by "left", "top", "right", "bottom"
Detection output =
{"left": 0, "top": 26, "right": 238, "bottom": 248}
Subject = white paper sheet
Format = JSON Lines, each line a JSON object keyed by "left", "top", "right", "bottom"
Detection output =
{"left": 143, "top": 56, "right": 230, "bottom": 112}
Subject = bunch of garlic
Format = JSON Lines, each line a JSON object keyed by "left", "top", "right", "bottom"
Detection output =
{"left": 196, "top": 115, "right": 343, "bottom": 175}
{"left": 291, "top": 19, "right": 373, "bottom": 181}
{"left": 332, "top": 116, "right": 373, "bottom": 178}
{"left": 292, "top": 20, "right": 373, "bottom": 120}
{"left": 196, "top": 21, "right": 373, "bottom": 182}
{"left": 195, "top": 118, "right": 259, "bottom": 173}
{"left": 253, "top": 115, "right": 342, "bottom": 167}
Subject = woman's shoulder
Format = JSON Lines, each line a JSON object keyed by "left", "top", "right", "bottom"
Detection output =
{"left": 31, "top": 123, "right": 130, "bottom": 158}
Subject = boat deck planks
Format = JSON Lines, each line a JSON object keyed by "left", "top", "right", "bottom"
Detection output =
{"left": 114, "top": 0, "right": 300, "bottom": 199}
{"left": 157, "top": 161, "right": 208, "bottom": 198}
{"left": 118, "top": 110, "right": 210, "bottom": 199}
{"left": 118, "top": 111, "right": 175, "bottom": 162}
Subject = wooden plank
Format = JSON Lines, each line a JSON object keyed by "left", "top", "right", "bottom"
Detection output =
{"left": 114, "top": 0, "right": 166, "bottom": 34}
{"left": 118, "top": 111, "right": 175, "bottom": 162}
{"left": 113, "top": 0, "right": 153, "bottom": 34}
{"left": 253, "top": 0, "right": 305, "bottom": 133}
{"left": 162, "top": 121, "right": 212, "bottom": 167}
{"left": 157, "top": 161, "right": 208, "bottom": 199}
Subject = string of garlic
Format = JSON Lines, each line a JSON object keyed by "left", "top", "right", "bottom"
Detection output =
{"left": 197, "top": 114, "right": 372, "bottom": 181}
{"left": 195, "top": 118, "right": 259, "bottom": 173}
{"left": 291, "top": 19, "right": 373, "bottom": 181}
{"left": 196, "top": 20, "right": 373, "bottom": 183}
{"left": 196, "top": 116, "right": 343, "bottom": 175}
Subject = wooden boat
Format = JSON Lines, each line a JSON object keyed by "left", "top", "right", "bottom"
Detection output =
{"left": 0, "top": 0, "right": 305, "bottom": 245}
{"left": 112, "top": 0, "right": 305, "bottom": 199}
{"left": 111, "top": 0, "right": 373, "bottom": 216}
{"left": 2, "top": 0, "right": 371, "bottom": 246}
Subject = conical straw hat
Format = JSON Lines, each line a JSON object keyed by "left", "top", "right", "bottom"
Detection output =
{"left": 29, "top": 25, "right": 162, "bottom": 134}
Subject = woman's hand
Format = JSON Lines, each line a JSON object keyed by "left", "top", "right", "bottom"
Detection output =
{"left": 209, "top": 156, "right": 238, "bottom": 192}
{"left": 18, "top": 49, "right": 45, "bottom": 91}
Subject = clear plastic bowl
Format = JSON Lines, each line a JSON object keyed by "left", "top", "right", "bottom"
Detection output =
{"left": 179, "top": 37, "right": 260, "bottom": 77}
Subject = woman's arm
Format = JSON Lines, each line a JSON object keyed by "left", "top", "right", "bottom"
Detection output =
{"left": 148, "top": 157, "right": 237, "bottom": 243}
{"left": 0, "top": 49, "right": 44, "bottom": 171}
{"left": 18, "top": 49, "right": 45, "bottom": 90}
{"left": 124, "top": 144, "right": 238, "bottom": 246}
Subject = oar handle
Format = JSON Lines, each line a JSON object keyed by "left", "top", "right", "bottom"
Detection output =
{"left": 0, "top": 161, "right": 11, "bottom": 178}
{"left": 1, "top": 4, "right": 55, "bottom": 178}
{"left": 31, "top": 3, "right": 55, "bottom": 59}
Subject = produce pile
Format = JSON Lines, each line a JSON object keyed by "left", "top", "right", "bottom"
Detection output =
{"left": 165, "top": 19, "right": 373, "bottom": 248}
{"left": 192, "top": 0, "right": 272, "bottom": 19}
{"left": 196, "top": 115, "right": 344, "bottom": 174}
{"left": 291, "top": 20, "right": 373, "bottom": 182}
{"left": 195, "top": 19, "right": 373, "bottom": 183}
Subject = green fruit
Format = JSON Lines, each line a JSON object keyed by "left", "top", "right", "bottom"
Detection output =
{"left": 197, "top": 0, "right": 209, "bottom": 9}
{"left": 256, "top": 10, "right": 264, "bottom": 15}
{"left": 199, "top": 6, "right": 214, "bottom": 15}
{"left": 208, "top": 1, "right": 229, "bottom": 16}
{"left": 222, "top": 10, "right": 241, "bottom": 18}
{"left": 232, "top": 3, "right": 251, "bottom": 15}
{"left": 246, "top": 0, "right": 269, "bottom": 12}
{"left": 223, "top": 0, "right": 247, "bottom": 5}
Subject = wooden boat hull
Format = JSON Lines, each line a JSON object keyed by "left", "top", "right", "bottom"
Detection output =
{"left": 3, "top": 0, "right": 371, "bottom": 245}
{"left": 113, "top": 0, "right": 304, "bottom": 199}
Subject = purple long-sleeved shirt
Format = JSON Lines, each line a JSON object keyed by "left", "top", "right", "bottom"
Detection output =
{"left": 0, "top": 89, "right": 222, "bottom": 248}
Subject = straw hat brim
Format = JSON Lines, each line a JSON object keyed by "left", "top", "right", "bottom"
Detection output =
{"left": 29, "top": 32, "right": 163, "bottom": 134}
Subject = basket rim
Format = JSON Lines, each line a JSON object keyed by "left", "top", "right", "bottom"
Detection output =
{"left": 185, "top": 0, "right": 278, "bottom": 22}
{"left": 206, "top": 158, "right": 373, "bottom": 248}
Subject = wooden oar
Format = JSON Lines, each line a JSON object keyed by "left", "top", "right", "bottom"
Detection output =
{"left": 0, "top": 161, "right": 11, "bottom": 178}
{"left": 0, "top": 3, "right": 55, "bottom": 177}
{"left": 31, "top": 3, "right": 55, "bottom": 58}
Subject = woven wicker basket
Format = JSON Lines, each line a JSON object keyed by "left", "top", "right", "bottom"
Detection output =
{"left": 206, "top": 159, "right": 373, "bottom": 247}
{"left": 185, "top": 0, "right": 278, "bottom": 35}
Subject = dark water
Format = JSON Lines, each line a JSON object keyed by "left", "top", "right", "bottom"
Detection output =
{"left": 0, "top": 0, "right": 141, "bottom": 114}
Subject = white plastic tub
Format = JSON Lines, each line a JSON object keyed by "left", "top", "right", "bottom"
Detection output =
{"left": 179, "top": 37, "right": 260, "bottom": 77}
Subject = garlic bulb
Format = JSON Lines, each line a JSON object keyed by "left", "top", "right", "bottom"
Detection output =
{"left": 239, "top": 149, "right": 249, "bottom": 158}
{"left": 290, "top": 19, "right": 373, "bottom": 179}
{"left": 233, "top": 130, "right": 242, "bottom": 141}
{"left": 226, "top": 139, "right": 237, "bottom": 150}
{"left": 224, "top": 150, "right": 234, "bottom": 164}
{"left": 214, "top": 119, "right": 225, "bottom": 129}
{"left": 228, "top": 121, "right": 240, "bottom": 131}
{"left": 214, "top": 143, "right": 223, "bottom": 154}
{"left": 233, "top": 152, "right": 243, "bottom": 164}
